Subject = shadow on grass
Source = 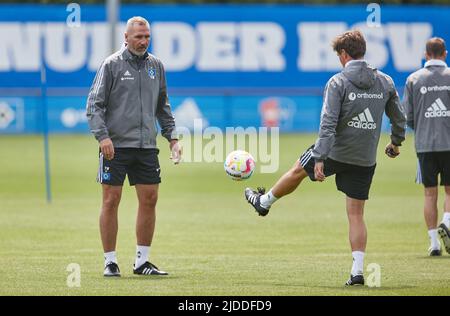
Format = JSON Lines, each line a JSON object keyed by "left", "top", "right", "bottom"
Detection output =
{"left": 236, "top": 281, "right": 416, "bottom": 292}
{"left": 309, "top": 285, "right": 417, "bottom": 291}
{"left": 109, "top": 275, "right": 181, "bottom": 281}
{"left": 416, "top": 256, "right": 450, "bottom": 260}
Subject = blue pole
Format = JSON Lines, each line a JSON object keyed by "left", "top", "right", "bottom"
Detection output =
{"left": 41, "top": 53, "right": 52, "bottom": 203}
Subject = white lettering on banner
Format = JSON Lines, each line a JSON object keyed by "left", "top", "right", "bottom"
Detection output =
{"left": 0, "top": 23, "right": 41, "bottom": 71}
{"left": 239, "top": 23, "right": 285, "bottom": 71}
{"left": 387, "top": 23, "right": 432, "bottom": 71}
{"left": 0, "top": 21, "right": 434, "bottom": 73}
{"left": 152, "top": 23, "right": 196, "bottom": 71}
{"left": 197, "top": 23, "right": 237, "bottom": 71}
{"left": 45, "top": 23, "right": 87, "bottom": 72}
{"left": 88, "top": 23, "right": 109, "bottom": 71}
{"left": 297, "top": 22, "right": 432, "bottom": 72}
{"left": 161, "top": 22, "right": 286, "bottom": 71}
{"left": 298, "top": 22, "right": 346, "bottom": 71}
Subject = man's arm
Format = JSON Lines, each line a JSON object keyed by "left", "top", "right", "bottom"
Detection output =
{"left": 86, "top": 61, "right": 114, "bottom": 159}
{"left": 403, "top": 78, "right": 415, "bottom": 130}
{"left": 385, "top": 77, "right": 406, "bottom": 147}
{"left": 156, "top": 61, "right": 177, "bottom": 142}
{"left": 156, "top": 60, "right": 181, "bottom": 163}
{"left": 86, "top": 61, "right": 112, "bottom": 142}
{"left": 312, "top": 77, "right": 343, "bottom": 162}
{"left": 311, "top": 77, "right": 343, "bottom": 181}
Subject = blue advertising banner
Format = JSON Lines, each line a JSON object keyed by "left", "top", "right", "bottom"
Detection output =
{"left": 0, "top": 4, "right": 449, "bottom": 90}
{"left": 0, "top": 4, "right": 448, "bottom": 134}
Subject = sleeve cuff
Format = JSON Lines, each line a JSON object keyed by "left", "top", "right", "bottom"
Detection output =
{"left": 96, "top": 133, "right": 110, "bottom": 142}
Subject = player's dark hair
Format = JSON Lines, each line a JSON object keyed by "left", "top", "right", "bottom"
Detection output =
{"left": 332, "top": 30, "right": 366, "bottom": 59}
{"left": 426, "top": 37, "right": 446, "bottom": 58}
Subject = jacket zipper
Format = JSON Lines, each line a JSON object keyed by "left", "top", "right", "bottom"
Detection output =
{"left": 138, "top": 65, "right": 143, "bottom": 148}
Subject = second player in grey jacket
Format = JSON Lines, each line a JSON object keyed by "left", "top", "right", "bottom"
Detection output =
{"left": 403, "top": 59, "right": 450, "bottom": 153}
{"left": 312, "top": 60, "right": 406, "bottom": 166}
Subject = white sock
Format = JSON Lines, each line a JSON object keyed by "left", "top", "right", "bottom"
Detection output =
{"left": 135, "top": 245, "right": 150, "bottom": 269}
{"left": 104, "top": 251, "right": 117, "bottom": 267}
{"left": 442, "top": 212, "right": 450, "bottom": 229}
{"left": 351, "top": 251, "right": 364, "bottom": 276}
{"left": 428, "top": 229, "right": 441, "bottom": 250}
{"left": 260, "top": 189, "right": 278, "bottom": 209}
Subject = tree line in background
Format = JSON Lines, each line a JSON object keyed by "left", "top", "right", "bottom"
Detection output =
{"left": 4, "top": 0, "right": 450, "bottom": 5}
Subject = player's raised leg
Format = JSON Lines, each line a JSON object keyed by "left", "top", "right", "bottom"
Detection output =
{"left": 101, "top": 184, "right": 123, "bottom": 277}
{"left": 245, "top": 148, "right": 311, "bottom": 216}
{"left": 245, "top": 160, "right": 309, "bottom": 216}
{"left": 438, "top": 186, "right": 450, "bottom": 254}
{"left": 345, "top": 197, "right": 366, "bottom": 286}
{"left": 133, "top": 184, "right": 168, "bottom": 275}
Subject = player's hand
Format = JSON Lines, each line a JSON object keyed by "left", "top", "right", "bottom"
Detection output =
{"left": 100, "top": 138, "right": 114, "bottom": 160}
{"left": 314, "top": 161, "right": 326, "bottom": 182}
{"left": 170, "top": 140, "right": 182, "bottom": 164}
{"left": 385, "top": 143, "right": 400, "bottom": 158}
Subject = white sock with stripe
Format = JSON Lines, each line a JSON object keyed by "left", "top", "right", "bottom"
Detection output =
{"left": 260, "top": 189, "right": 278, "bottom": 209}
{"left": 104, "top": 251, "right": 117, "bottom": 267}
{"left": 428, "top": 229, "right": 441, "bottom": 250}
{"left": 351, "top": 251, "right": 364, "bottom": 276}
{"left": 442, "top": 212, "right": 450, "bottom": 229}
{"left": 135, "top": 245, "right": 150, "bottom": 269}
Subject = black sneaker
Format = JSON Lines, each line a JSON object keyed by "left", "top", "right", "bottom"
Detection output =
{"left": 438, "top": 223, "right": 450, "bottom": 254}
{"left": 244, "top": 187, "right": 270, "bottom": 216}
{"left": 429, "top": 247, "right": 442, "bottom": 257}
{"left": 104, "top": 262, "right": 121, "bottom": 277}
{"left": 345, "top": 274, "right": 364, "bottom": 286}
{"left": 133, "top": 261, "right": 168, "bottom": 276}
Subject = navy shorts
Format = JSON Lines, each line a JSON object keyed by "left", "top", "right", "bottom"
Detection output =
{"left": 299, "top": 145, "right": 376, "bottom": 200}
{"left": 416, "top": 151, "right": 450, "bottom": 187}
{"left": 97, "top": 148, "right": 161, "bottom": 186}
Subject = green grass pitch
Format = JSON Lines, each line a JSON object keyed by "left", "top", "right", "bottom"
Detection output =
{"left": 0, "top": 133, "right": 449, "bottom": 296}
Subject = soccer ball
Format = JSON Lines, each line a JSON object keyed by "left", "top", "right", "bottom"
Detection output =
{"left": 224, "top": 150, "right": 255, "bottom": 181}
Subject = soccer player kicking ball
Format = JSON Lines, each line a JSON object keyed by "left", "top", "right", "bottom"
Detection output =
{"left": 245, "top": 30, "right": 406, "bottom": 286}
{"left": 403, "top": 37, "right": 450, "bottom": 256}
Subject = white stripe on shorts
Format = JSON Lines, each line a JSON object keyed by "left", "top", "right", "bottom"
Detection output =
{"left": 416, "top": 159, "right": 422, "bottom": 184}
{"left": 97, "top": 153, "right": 104, "bottom": 183}
{"left": 299, "top": 149, "right": 313, "bottom": 167}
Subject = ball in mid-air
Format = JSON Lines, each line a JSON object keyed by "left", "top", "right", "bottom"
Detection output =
{"left": 224, "top": 150, "right": 255, "bottom": 181}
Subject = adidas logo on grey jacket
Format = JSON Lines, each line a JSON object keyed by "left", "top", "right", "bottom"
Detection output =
{"left": 312, "top": 60, "right": 406, "bottom": 167}
{"left": 403, "top": 59, "right": 450, "bottom": 153}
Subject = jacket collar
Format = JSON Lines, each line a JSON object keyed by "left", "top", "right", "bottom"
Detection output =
{"left": 345, "top": 59, "right": 368, "bottom": 68}
{"left": 424, "top": 59, "right": 447, "bottom": 68}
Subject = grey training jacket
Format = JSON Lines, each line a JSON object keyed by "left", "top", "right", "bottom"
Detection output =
{"left": 312, "top": 60, "right": 406, "bottom": 167}
{"left": 86, "top": 47, "right": 177, "bottom": 148}
{"left": 403, "top": 59, "right": 450, "bottom": 153}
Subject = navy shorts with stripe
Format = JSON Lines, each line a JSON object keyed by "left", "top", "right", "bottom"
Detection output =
{"left": 97, "top": 148, "right": 161, "bottom": 186}
{"left": 299, "top": 145, "right": 376, "bottom": 200}
{"left": 416, "top": 151, "right": 450, "bottom": 187}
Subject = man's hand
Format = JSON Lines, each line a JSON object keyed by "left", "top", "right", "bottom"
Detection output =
{"left": 385, "top": 143, "right": 400, "bottom": 158}
{"left": 100, "top": 138, "right": 114, "bottom": 160}
{"left": 314, "top": 161, "right": 326, "bottom": 182}
{"left": 170, "top": 140, "right": 182, "bottom": 164}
